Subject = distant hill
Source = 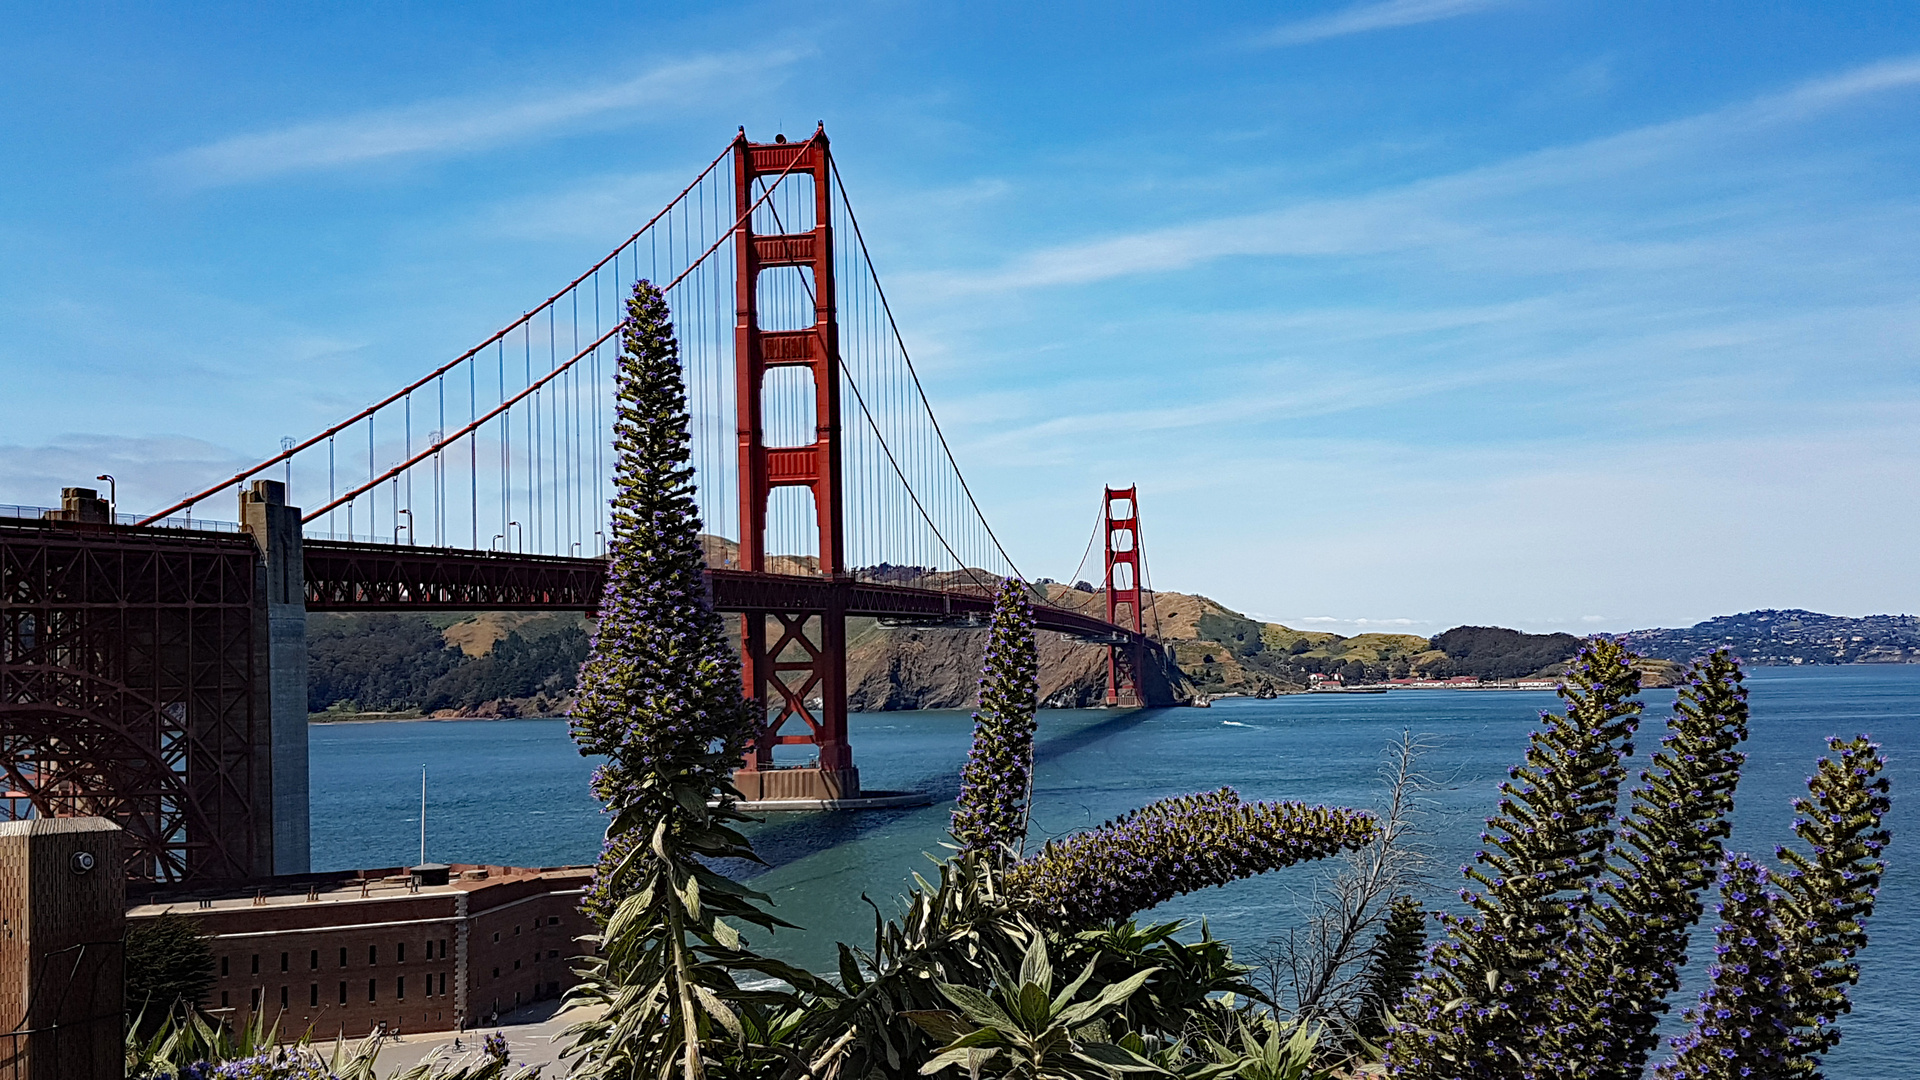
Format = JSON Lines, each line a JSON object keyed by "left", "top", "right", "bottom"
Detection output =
{"left": 308, "top": 612, "right": 590, "bottom": 718}
{"left": 309, "top": 580, "right": 1748, "bottom": 720}
{"left": 1620, "top": 609, "right": 1920, "bottom": 665}
{"left": 1034, "top": 585, "right": 1641, "bottom": 693}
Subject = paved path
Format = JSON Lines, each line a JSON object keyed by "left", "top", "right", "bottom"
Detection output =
{"left": 369, "top": 999, "right": 595, "bottom": 1077}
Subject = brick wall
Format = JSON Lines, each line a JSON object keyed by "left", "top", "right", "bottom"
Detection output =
{"left": 131, "top": 864, "right": 594, "bottom": 1040}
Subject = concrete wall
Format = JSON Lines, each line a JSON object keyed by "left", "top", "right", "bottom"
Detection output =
{"left": 241, "top": 480, "right": 310, "bottom": 875}
{"left": 0, "top": 818, "right": 125, "bottom": 1080}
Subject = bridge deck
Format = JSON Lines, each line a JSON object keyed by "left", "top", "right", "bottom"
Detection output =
{"left": 303, "top": 540, "right": 1141, "bottom": 644}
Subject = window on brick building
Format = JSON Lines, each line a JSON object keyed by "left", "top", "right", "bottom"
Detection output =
{"left": 220, "top": 956, "right": 229, "bottom": 977}
{"left": 548, "top": 917, "right": 559, "bottom": 925}
{"left": 492, "top": 932, "right": 499, "bottom": 943}
{"left": 492, "top": 967, "right": 499, "bottom": 979}
{"left": 311, "top": 984, "right": 319, "bottom": 1007}
{"left": 369, "top": 944, "right": 377, "bottom": 965}
{"left": 398, "top": 942, "right": 405, "bottom": 963}
{"left": 513, "top": 959, "right": 520, "bottom": 970}
{"left": 250, "top": 954, "right": 260, "bottom": 974}
{"left": 439, "top": 973, "right": 447, "bottom": 995}
{"left": 439, "top": 938, "right": 447, "bottom": 957}
{"left": 514, "top": 924, "right": 521, "bottom": 936}
{"left": 221, "top": 990, "right": 229, "bottom": 1007}
{"left": 281, "top": 986, "right": 288, "bottom": 1009}
{"left": 250, "top": 987, "right": 260, "bottom": 1009}
{"left": 339, "top": 947, "right": 348, "bottom": 968}
{"left": 368, "top": 979, "right": 376, "bottom": 1002}
{"left": 310, "top": 949, "right": 319, "bottom": 971}
{"left": 281, "top": 951, "right": 289, "bottom": 972}
{"left": 339, "top": 982, "right": 347, "bottom": 1005}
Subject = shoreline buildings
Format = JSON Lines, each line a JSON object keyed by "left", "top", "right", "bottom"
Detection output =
{"left": 127, "top": 863, "right": 594, "bottom": 1038}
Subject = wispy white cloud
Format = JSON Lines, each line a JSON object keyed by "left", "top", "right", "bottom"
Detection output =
{"left": 1264, "top": 0, "right": 1516, "bottom": 47}
{"left": 160, "top": 51, "right": 798, "bottom": 188}
{"left": 0, "top": 434, "right": 253, "bottom": 518}
{"left": 910, "top": 53, "right": 1920, "bottom": 299}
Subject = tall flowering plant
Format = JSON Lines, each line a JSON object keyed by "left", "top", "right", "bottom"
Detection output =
{"left": 1008, "top": 788, "right": 1376, "bottom": 930}
{"left": 1774, "top": 735, "right": 1892, "bottom": 1068}
{"left": 1653, "top": 736, "right": 1891, "bottom": 1078}
{"left": 562, "top": 282, "right": 824, "bottom": 1080}
{"left": 1384, "top": 637, "right": 1643, "bottom": 1078}
{"left": 1652, "top": 856, "right": 1796, "bottom": 1078}
{"left": 951, "top": 578, "right": 1040, "bottom": 857}
{"left": 569, "top": 280, "right": 756, "bottom": 858}
{"left": 1539, "top": 650, "right": 1752, "bottom": 1078}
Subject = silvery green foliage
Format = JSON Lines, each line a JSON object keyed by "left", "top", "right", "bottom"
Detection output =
{"left": 567, "top": 279, "right": 757, "bottom": 913}
{"left": 1008, "top": 788, "right": 1376, "bottom": 931}
{"left": 905, "top": 934, "right": 1162, "bottom": 1080}
{"left": 1383, "top": 637, "right": 1643, "bottom": 1078}
{"left": 951, "top": 578, "right": 1040, "bottom": 857}
{"left": 1538, "top": 650, "right": 1751, "bottom": 1079}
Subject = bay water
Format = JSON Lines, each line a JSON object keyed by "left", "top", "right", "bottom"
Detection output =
{"left": 311, "top": 666, "right": 1916, "bottom": 1076}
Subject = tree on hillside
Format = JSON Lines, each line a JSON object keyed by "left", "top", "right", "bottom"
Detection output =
{"left": 1426, "top": 624, "right": 1583, "bottom": 679}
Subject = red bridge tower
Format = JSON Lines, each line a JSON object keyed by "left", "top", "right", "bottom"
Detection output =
{"left": 729, "top": 128, "right": 858, "bottom": 802}
{"left": 1104, "top": 486, "right": 1146, "bottom": 707}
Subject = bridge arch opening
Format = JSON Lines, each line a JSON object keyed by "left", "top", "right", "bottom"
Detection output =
{"left": 764, "top": 485, "right": 821, "bottom": 575}
{"left": 761, "top": 366, "right": 817, "bottom": 449}
{"left": 1110, "top": 562, "right": 1136, "bottom": 592}
{"left": 756, "top": 266, "right": 817, "bottom": 333}
{"left": 751, "top": 172, "right": 817, "bottom": 235}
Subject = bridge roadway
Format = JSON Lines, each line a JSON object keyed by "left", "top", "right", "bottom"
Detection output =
{"left": 302, "top": 539, "right": 1142, "bottom": 644}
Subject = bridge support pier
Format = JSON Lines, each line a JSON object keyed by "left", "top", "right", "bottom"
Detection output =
{"left": 733, "top": 601, "right": 860, "bottom": 804}
{"left": 240, "top": 480, "right": 309, "bottom": 875}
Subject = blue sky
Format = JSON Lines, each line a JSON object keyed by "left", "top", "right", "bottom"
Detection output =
{"left": 4, "top": 1, "right": 1920, "bottom": 634}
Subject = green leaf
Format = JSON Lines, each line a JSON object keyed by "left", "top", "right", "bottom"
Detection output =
{"left": 1011, "top": 980, "right": 1053, "bottom": 1029}
{"left": 937, "top": 983, "right": 1019, "bottom": 1031}
{"left": 1075, "top": 1041, "right": 1165, "bottom": 1073}
{"left": 1018, "top": 933, "right": 1053, "bottom": 994}
{"left": 1056, "top": 967, "right": 1159, "bottom": 1030}
{"left": 690, "top": 984, "right": 742, "bottom": 1042}
{"left": 676, "top": 871, "right": 702, "bottom": 920}
{"left": 902, "top": 1010, "right": 977, "bottom": 1043}
{"left": 921, "top": 1046, "right": 991, "bottom": 1076}
{"left": 1051, "top": 958, "right": 1100, "bottom": 1015}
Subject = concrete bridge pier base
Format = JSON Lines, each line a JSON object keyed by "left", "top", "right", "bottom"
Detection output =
{"left": 240, "top": 480, "right": 309, "bottom": 875}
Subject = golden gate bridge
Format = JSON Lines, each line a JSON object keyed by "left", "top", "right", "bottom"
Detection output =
{"left": 0, "top": 128, "right": 1175, "bottom": 886}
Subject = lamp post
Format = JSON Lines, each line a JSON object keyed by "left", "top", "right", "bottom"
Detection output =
{"left": 507, "top": 520, "right": 522, "bottom": 553}
{"left": 94, "top": 474, "right": 115, "bottom": 523}
{"left": 395, "top": 507, "right": 413, "bottom": 546}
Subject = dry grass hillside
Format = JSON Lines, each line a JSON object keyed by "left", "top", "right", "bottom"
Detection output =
{"left": 316, "top": 560, "right": 1645, "bottom": 718}
{"left": 1027, "top": 584, "right": 1650, "bottom": 694}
